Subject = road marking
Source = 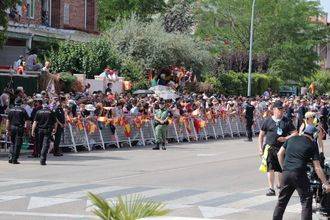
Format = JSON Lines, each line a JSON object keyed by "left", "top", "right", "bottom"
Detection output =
{"left": 197, "top": 154, "right": 218, "bottom": 157}
{"left": 0, "top": 195, "right": 24, "bottom": 202}
{"left": 199, "top": 206, "right": 247, "bottom": 218}
{"left": 54, "top": 185, "right": 131, "bottom": 199}
{"left": 219, "top": 195, "right": 277, "bottom": 209}
{"left": 86, "top": 188, "right": 183, "bottom": 212}
{"left": 1, "top": 183, "right": 80, "bottom": 196}
{"left": 0, "top": 211, "right": 97, "bottom": 219}
{"left": 0, "top": 179, "right": 36, "bottom": 187}
{"left": 27, "top": 197, "right": 80, "bottom": 210}
{"left": 167, "top": 192, "right": 231, "bottom": 206}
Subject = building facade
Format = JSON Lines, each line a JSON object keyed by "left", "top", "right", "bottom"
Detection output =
{"left": 0, "top": 0, "right": 98, "bottom": 66}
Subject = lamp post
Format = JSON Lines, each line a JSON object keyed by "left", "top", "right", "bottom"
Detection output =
{"left": 247, "top": 0, "right": 256, "bottom": 97}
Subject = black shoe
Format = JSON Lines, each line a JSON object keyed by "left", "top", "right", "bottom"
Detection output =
{"left": 266, "top": 188, "right": 276, "bottom": 196}
{"left": 8, "top": 159, "right": 12, "bottom": 164}
{"left": 162, "top": 147, "right": 166, "bottom": 150}
{"left": 152, "top": 147, "right": 160, "bottom": 150}
{"left": 40, "top": 161, "right": 47, "bottom": 166}
{"left": 53, "top": 153, "right": 63, "bottom": 157}
{"left": 245, "top": 139, "right": 253, "bottom": 142}
{"left": 12, "top": 161, "right": 20, "bottom": 164}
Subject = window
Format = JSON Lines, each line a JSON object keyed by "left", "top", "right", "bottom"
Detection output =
{"left": 63, "top": 4, "right": 70, "bottom": 24}
{"left": 26, "top": 0, "right": 35, "bottom": 18}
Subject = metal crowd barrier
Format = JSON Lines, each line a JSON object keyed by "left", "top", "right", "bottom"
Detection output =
{"left": 0, "top": 114, "right": 267, "bottom": 153}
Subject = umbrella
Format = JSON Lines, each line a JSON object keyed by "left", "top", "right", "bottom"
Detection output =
{"left": 133, "top": 90, "right": 155, "bottom": 95}
{"left": 149, "top": 85, "right": 172, "bottom": 92}
{"left": 157, "top": 91, "right": 180, "bottom": 100}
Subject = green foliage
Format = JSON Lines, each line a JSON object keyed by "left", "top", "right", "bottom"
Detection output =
{"left": 107, "top": 17, "right": 212, "bottom": 76}
{"left": 59, "top": 72, "right": 77, "bottom": 92}
{"left": 304, "top": 70, "right": 330, "bottom": 95}
{"left": 120, "top": 57, "right": 149, "bottom": 90}
{"left": 196, "top": 0, "right": 329, "bottom": 81}
{"left": 49, "top": 38, "right": 121, "bottom": 78}
{"left": 97, "top": 0, "right": 166, "bottom": 30}
{"left": 163, "top": 0, "right": 194, "bottom": 33}
{"left": 87, "top": 192, "right": 169, "bottom": 220}
{"left": 204, "top": 71, "right": 281, "bottom": 96}
{"left": 0, "top": 0, "right": 18, "bottom": 47}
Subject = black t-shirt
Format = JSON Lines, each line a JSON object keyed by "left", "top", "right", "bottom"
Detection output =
{"left": 34, "top": 108, "right": 56, "bottom": 130}
{"left": 285, "top": 107, "right": 294, "bottom": 120}
{"left": 8, "top": 106, "right": 29, "bottom": 127}
{"left": 261, "top": 117, "right": 295, "bottom": 149}
{"left": 283, "top": 136, "right": 320, "bottom": 172}
{"left": 245, "top": 103, "right": 255, "bottom": 120}
{"left": 54, "top": 106, "right": 65, "bottom": 125}
{"left": 298, "top": 106, "right": 308, "bottom": 119}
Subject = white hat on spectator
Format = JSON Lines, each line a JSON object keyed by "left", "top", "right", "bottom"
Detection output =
{"left": 85, "top": 104, "right": 96, "bottom": 112}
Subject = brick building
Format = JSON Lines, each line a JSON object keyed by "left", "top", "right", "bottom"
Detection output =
{"left": 0, "top": 0, "right": 98, "bottom": 66}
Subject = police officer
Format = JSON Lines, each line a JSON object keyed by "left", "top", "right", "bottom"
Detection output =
{"left": 153, "top": 100, "right": 170, "bottom": 150}
{"left": 31, "top": 100, "right": 57, "bottom": 165}
{"left": 243, "top": 98, "right": 255, "bottom": 142}
{"left": 6, "top": 98, "right": 29, "bottom": 164}
{"left": 258, "top": 100, "right": 297, "bottom": 196}
{"left": 53, "top": 96, "right": 66, "bottom": 157}
{"left": 273, "top": 125, "right": 330, "bottom": 220}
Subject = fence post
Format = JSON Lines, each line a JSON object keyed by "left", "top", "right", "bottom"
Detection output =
{"left": 82, "top": 119, "right": 91, "bottom": 151}
{"left": 68, "top": 124, "right": 77, "bottom": 152}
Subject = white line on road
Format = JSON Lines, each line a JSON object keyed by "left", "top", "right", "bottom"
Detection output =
{"left": 0, "top": 211, "right": 97, "bottom": 219}
{"left": 55, "top": 185, "right": 132, "bottom": 199}
{"left": 0, "top": 182, "right": 80, "bottom": 196}
{"left": 219, "top": 194, "right": 277, "bottom": 209}
{"left": 166, "top": 191, "right": 231, "bottom": 206}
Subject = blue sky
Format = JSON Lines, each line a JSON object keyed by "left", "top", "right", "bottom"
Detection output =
{"left": 320, "top": 0, "right": 330, "bottom": 14}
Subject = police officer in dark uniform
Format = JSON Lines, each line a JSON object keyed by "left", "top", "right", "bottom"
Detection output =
{"left": 6, "top": 98, "right": 29, "bottom": 164}
{"left": 244, "top": 98, "right": 255, "bottom": 142}
{"left": 53, "top": 96, "right": 66, "bottom": 156}
{"left": 273, "top": 125, "right": 330, "bottom": 220}
{"left": 31, "top": 101, "right": 57, "bottom": 165}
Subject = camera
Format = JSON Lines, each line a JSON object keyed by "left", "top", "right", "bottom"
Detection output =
{"left": 307, "top": 161, "right": 330, "bottom": 217}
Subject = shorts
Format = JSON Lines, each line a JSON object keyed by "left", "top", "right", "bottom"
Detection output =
{"left": 267, "top": 147, "right": 282, "bottom": 172}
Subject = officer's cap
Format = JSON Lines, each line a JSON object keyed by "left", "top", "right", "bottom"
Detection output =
{"left": 303, "top": 124, "right": 318, "bottom": 137}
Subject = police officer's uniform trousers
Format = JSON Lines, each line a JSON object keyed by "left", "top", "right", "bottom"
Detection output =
{"left": 9, "top": 125, "right": 24, "bottom": 161}
{"left": 273, "top": 170, "right": 312, "bottom": 220}
{"left": 38, "top": 128, "right": 52, "bottom": 163}
{"left": 246, "top": 118, "right": 253, "bottom": 140}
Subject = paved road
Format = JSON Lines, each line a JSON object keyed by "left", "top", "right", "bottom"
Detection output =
{"left": 0, "top": 138, "right": 329, "bottom": 220}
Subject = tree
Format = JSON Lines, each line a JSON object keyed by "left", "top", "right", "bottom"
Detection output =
{"left": 97, "top": 0, "right": 166, "bottom": 30}
{"left": 163, "top": 0, "right": 194, "bottom": 33}
{"left": 0, "top": 0, "right": 17, "bottom": 46}
{"left": 107, "top": 16, "right": 212, "bottom": 75}
{"left": 196, "top": 0, "right": 329, "bottom": 81}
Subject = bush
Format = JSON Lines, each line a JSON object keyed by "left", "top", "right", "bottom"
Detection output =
{"left": 58, "top": 72, "right": 77, "bottom": 93}
{"left": 304, "top": 70, "right": 330, "bottom": 95}
{"left": 107, "top": 16, "right": 213, "bottom": 76}
{"left": 203, "top": 71, "right": 281, "bottom": 96}
{"left": 49, "top": 38, "right": 121, "bottom": 78}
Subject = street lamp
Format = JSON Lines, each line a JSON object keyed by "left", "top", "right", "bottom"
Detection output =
{"left": 247, "top": 0, "right": 256, "bottom": 97}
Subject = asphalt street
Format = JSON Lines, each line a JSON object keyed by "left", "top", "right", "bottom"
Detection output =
{"left": 0, "top": 137, "right": 329, "bottom": 220}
